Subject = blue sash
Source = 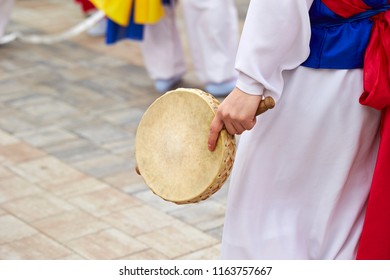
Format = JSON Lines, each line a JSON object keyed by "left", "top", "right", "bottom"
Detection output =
{"left": 302, "top": 2, "right": 390, "bottom": 69}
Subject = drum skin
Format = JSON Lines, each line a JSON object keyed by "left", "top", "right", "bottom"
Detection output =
{"left": 135, "top": 88, "right": 236, "bottom": 204}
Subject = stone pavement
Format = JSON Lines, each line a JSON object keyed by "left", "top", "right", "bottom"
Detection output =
{"left": 0, "top": 0, "right": 249, "bottom": 260}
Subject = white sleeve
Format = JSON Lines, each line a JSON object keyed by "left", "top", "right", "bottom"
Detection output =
{"left": 235, "top": 0, "right": 314, "bottom": 101}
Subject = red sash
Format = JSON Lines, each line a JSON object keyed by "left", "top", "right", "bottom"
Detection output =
{"left": 322, "top": 0, "right": 390, "bottom": 260}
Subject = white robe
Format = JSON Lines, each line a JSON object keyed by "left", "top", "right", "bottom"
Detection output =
{"left": 139, "top": 0, "right": 239, "bottom": 84}
{"left": 221, "top": 0, "right": 381, "bottom": 260}
{"left": 0, "top": 0, "right": 13, "bottom": 37}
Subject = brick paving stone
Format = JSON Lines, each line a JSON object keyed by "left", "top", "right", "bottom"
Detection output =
{"left": 177, "top": 245, "right": 221, "bottom": 260}
{"left": 206, "top": 226, "right": 225, "bottom": 241}
{"left": 9, "top": 156, "right": 84, "bottom": 185}
{"left": 0, "top": 130, "right": 19, "bottom": 145}
{"left": 57, "top": 66, "right": 99, "bottom": 82}
{"left": 0, "top": 112, "right": 37, "bottom": 133}
{"left": 0, "top": 208, "right": 7, "bottom": 216}
{"left": 0, "top": 166, "right": 13, "bottom": 179}
{"left": 121, "top": 182, "right": 152, "bottom": 197}
{"left": 102, "top": 170, "right": 145, "bottom": 192}
{"left": 38, "top": 176, "right": 108, "bottom": 199}
{"left": 4, "top": 93, "right": 54, "bottom": 108}
{"left": 120, "top": 249, "right": 168, "bottom": 260}
{"left": 0, "top": 215, "right": 37, "bottom": 244}
{"left": 14, "top": 98, "right": 78, "bottom": 121}
{"left": 72, "top": 123, "right": 130, "bottom": 145}
{"left": 60, "top": 84, "right": 108, "bottom": 106}
{"left": 0, "top": 142, "right": 46, "bottom": 164}
{"left": 59, "top": 254, "right": 85, "bottom": 260}
{"left": 67, "top": 187, "right": 140, "bottom": 217}
{"left": 32, "top": 209, "right": 110, "bottom": 242}
{"left": 0, "top": 176, "right": 43, "bottom": 204}
{"left": 101, "top": 139, "right": 135, "bottom": 157}
{"left": 66, "top": 228, "right": 147, "bottom": 260}
{"left": 133, "top": 189, "right": 185, "bottom": 213}
{"left": 2, "top": 193, "right": 75, "bottom": 222}
{"left": 101, "top": 107, "right": 145, "bottom": 127}
{"left": 43, "top": 138, "right": 105, "bottom": 163}
{"left": 0, "top": 234, "right": 74, "bottom": 260}
{"left": 71, "top": 153, "right": 134, "bottom": 178}
{"left": 76, "top": 49, "right": 129, "bottom": 70}
{"left": 100, "top": 205, "right": 177, "bottom": 236}
{"left": 168, "top": 200, "right": 226, "bottom": 229}
{"left": 196, "top": 217, "right": 225, "bottom": 233}
{"left": 11, "top": 64, "right": 63, "bottom": 85}
{"left": 136, "top": 221, "right": 219, "bottom": 259}
{"left": 15, "top": 127, "right": 79, "bottom": 148}
{"left": 75, "top": 38, "right": 145, "bottom": 68}
{"left": 0, "top": 90, "right": 34, "bottom": 103}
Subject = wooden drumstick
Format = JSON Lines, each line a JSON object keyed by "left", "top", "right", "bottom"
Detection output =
{"left": 256, "top": 96, "right": 275, "bottom": 116}
{"left": 135, "top": 95, "right": 275, "bottom": 176}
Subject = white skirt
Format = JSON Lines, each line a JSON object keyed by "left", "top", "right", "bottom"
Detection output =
{"left": 220, "top": 66, "right": 381, "bottom": 259}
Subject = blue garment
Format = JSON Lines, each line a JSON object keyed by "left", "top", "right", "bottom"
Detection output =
{"left": 302, "top": 0, "right": 390, "bottom": 69}
{"left": 106, "top": 0, "right": 171, "bottom": 44}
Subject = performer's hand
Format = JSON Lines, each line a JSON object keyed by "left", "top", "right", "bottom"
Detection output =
{"left": 208, "top": 87, "right": 262, "bottom": 151}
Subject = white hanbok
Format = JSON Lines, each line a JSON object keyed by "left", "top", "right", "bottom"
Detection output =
{"left": 221, "top": 0, "right": 381, "bottom": 259}
{"left": 139, "top": 0, "right": 239, "bottom": 84}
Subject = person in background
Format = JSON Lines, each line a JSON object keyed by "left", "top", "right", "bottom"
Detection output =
{"left": 92, "top": 0, "right": 239, "bottom": 96}
{"left": 0, "top": 0, "right": 14, "bottom": 38}
{"left": 139, "top": 0, "right": 239, "bottom": 95}
{"left": 74, "top": 0, "right": 106, "bottom": 37}
{"left": 208, "top": 0, "right": 390, "bottom": 260}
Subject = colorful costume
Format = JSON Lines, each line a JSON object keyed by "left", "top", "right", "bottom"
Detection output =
{"left": 90, "top": 0, "right": 168, "bottom": 41}
{"left": 221, "top": 0, "right": 388, "bottom": 259}
{"left": 92, "top": 0, "right": 239, "bottom": 89}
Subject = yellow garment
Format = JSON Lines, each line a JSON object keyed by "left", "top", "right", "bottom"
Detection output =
{"left": 134, "top": 0, "right": 164, "bottom": 24}
{"left": 90, "top": 0, "right": 165, "bottom": 26}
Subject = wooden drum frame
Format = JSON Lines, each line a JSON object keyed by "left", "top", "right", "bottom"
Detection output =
{"left": 135, "top": 88, "right": 274, "bottom": 204}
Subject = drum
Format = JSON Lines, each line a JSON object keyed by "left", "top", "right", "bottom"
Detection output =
{"left": 135, "top": 88, "right": 274, "bottom": 204}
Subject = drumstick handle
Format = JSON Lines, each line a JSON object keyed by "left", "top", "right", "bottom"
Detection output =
{"left": 256, "top": 96, "right": 275, "bottom": 116}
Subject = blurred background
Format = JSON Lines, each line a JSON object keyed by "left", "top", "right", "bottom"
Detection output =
{"left": 0, "top": 0, "right": 249, "bottom": 259}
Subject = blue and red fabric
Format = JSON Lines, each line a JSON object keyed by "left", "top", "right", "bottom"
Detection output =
{"left": 106, "top": 0, "right": 171, "bottom": 43}
{"left": 304, "top": 0, "right": 390, "bottom": 260}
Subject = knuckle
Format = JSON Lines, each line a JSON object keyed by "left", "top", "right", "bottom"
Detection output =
{"left": 220, "top": 111, "right": 230, "bottom": 119}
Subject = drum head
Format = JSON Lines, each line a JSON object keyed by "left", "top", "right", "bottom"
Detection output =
{"left": 135, "top": 88, "right": 234, "bottom": 204}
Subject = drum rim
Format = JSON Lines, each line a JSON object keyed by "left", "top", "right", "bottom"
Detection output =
{"left": 135, "top": 88, "right": 236, "bottom": 204}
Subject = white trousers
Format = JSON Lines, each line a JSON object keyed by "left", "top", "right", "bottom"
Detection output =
{"left": 0, "top": 0, "right": 14, "bottom": 37}
{"left": 139, "top": 0, "right": 239, "bottom": 84}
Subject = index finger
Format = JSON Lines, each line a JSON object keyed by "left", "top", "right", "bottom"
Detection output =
{"left": 208, "top": 114, "right": 224, "bottom": 151}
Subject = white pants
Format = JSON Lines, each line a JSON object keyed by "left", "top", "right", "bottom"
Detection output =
{"left": 0, "top": 0, "right": 14, "bottom": 37}
{"left": 139, "top": 0, "right": 239, "bottom": 84}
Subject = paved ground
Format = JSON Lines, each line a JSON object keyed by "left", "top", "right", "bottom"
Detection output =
{"left": 0, "top": 0, "right": 249, "bottom": 259}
